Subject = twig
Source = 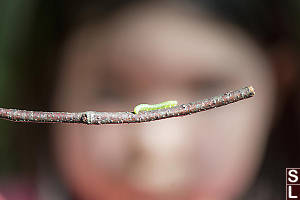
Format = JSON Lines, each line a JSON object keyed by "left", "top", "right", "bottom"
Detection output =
{"left": 0, "top": 86, "right": 255, "bottom": 125}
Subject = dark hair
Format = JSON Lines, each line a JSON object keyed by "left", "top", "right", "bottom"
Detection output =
{"left": 59, "top": 0, "right": 300, "bottom": 45}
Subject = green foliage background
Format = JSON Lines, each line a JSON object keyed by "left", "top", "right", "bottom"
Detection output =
{"left": 0, "top": 0, "right": 60, "bottom": 176}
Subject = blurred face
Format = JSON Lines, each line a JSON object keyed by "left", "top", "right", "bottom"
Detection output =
{"left": 52, "top": 3, "right": 276, "bottom": 200}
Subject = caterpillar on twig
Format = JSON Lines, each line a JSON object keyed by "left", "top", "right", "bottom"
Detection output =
{"left": 134, "top": 100, "right": 178, "bottom": 114}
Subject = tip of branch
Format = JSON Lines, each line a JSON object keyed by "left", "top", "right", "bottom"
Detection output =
{"left": 248, "top": 85, "right": 255, "bottom": 96}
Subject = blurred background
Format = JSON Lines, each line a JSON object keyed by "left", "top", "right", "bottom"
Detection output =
{"left": 0, "top": 0, "right": 299, "bottom": 200}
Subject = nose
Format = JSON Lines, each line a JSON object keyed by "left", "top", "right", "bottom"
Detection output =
{"left": 127, "top": 118, "right": 192, "bottom": 192}
{"left": 135, "top": 118, "right": 188, "bottom": 158}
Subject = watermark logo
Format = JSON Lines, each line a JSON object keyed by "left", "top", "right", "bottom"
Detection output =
{"left": 287, "top": 168, "right": 300, "bottom": 199}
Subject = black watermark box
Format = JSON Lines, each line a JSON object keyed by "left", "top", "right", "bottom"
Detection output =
{"left": 287, "top": 168, "right": 300, "bottom": 199}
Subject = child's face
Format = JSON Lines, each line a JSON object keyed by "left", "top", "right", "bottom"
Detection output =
{"left": 53, "top": 3, "right": 276, "bottom": 200}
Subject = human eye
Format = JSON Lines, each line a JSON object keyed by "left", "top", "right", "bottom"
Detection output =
{"left": 93, "top": 86, "right": 126, "bottom": 106}
{"left": 188, "top": 78, "right": 233, "bottom": 98}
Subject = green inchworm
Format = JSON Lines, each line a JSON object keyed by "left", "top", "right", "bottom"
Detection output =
{"left": 134, "top": 100, "right": 178, "bottom": 114}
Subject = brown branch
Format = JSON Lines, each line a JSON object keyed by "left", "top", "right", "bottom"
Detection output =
{"left": 0, "top": 86, "right": 255, "bottom": 125}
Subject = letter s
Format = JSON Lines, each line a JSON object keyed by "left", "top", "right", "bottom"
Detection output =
{"left": 289, "top": 169, "right": 299, "bottom": 183}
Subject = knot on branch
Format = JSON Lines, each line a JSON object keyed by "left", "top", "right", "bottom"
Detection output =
{"left": 81, "top": 111, "right": 96, "bottom": 124}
